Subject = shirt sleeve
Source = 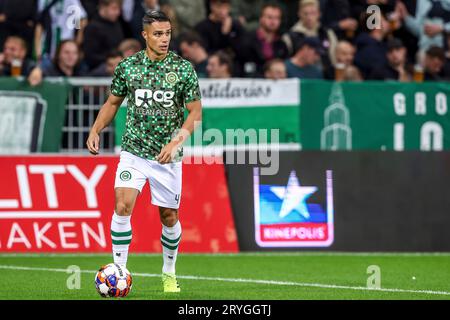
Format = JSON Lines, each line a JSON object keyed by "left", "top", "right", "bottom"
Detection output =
{"left": 183, "top": 63, "right": 201, "bottom": 105}
{"left": 110, "top": 62, "right": 128, "bottom": 97}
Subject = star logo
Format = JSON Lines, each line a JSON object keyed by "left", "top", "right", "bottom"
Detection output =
{"left": 270, "top": 171, "right": 317, "bottom": 219}
{"left": 137, "top": 91, "right": 152, "bottom": 108}
{"left": 253, "top": 167, "right": 335, "bottom": 247}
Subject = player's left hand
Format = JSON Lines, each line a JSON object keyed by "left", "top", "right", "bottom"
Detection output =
{"left": 157, "top": 141, "right": 179, "bottom": 164}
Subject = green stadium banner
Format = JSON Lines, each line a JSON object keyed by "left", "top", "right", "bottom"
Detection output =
{"left": 0, "top": 78, "right": 70, "bottom": 152}
{"left": 300, "top": 80, "right": 450, "bottom": 151}
{"left": 114, "top": 79, "right": 450, "bottom": 151}
{"left": 114, "top": 79, "right": 301, "bottom": 149}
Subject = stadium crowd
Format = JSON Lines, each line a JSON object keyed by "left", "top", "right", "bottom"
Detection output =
{"left": 1, "top": 0, "right": 450, "bottom": 83}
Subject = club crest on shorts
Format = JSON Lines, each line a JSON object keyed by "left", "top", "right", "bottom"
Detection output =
{"left": 120, "top": 170, "right": 132, "bottom": 181}
{"left": 166, "top": 72, "right": 178, "bottom": 85}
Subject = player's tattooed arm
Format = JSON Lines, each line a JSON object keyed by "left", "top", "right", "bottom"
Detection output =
{"left": 157, "top": 99, "right": 202, "bottom": 164}
{"left": 87, "top": 94, "right": 125, "bottom": 155}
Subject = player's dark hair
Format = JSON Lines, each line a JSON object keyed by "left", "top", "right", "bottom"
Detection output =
{"left": 142, "top": 10, "right": 171, "bottom": 28}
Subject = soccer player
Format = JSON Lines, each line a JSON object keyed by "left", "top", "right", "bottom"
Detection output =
{"left": 86, "top": 10, "right": 202, "bottom": 293}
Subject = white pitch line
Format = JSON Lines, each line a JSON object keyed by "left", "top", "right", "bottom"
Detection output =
{"left": 0, "top": 265, "right": 449, "bottom": 297}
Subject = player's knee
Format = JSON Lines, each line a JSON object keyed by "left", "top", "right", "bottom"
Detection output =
{"left": 115, "top": 201, "right": 133, "bottom": 216}
{"left": 160, "top": 208, "right": 178, "bottom": 227}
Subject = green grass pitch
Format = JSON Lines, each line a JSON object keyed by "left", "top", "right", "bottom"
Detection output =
{"left": 0, "top": 252, "right": 449, "bottom": 300}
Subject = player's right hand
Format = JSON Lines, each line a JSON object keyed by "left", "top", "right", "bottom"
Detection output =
{"left": 86, "top": 131, "right": 100, "bottom": 155}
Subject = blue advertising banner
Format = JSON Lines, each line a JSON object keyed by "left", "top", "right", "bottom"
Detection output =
{"left": 253, "top": 167, "right": 334, "bottom": 247}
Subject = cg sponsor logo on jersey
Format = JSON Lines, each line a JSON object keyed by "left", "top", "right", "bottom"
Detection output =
{"left": 253, "top": 168, "right": 334, "bottom": 247}
{"left": 135, "top": 89, "right": 175, "bottom": 108}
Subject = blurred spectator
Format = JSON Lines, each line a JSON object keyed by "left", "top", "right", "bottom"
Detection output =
{"left": 320, "top": 0, "right": 358, "bottom": 40}
{"left": 27, "top": 39, "right": 88, "bottom": 86}
{"left": 281, "top": 0, "right": 303, "bottom": 31}
{"left": 92, "top": 0, "right": 133, "bottom": 39}
{"left": 397, "top": 0, "right": 450, "bottom": 57}
{"left": 0, "top": 0, "right": 37, "bottom": 53}
{"left": 89, "top": 50, "right": 124, "bottom": 76}
{"left": 118, "top": 38, "right": 142, "bottom": 57}
{"left": 178, "top": 32, "right": 209, "bottom": 78}
{"left": 83, "top": 0, "right": 125, "bottom": 70}
{"left": 130, "top": 0, "right": 160, "bottom": 43}
{"left": 231, "top": 0, "right": 266, "bottom": 31}
{"left": 334, "top": 41, "right": 355, "bottom": 65}
{"left": 444, "top": 34, "right": 450, "bottom": 79}
{"left": 0, "top": 36, "right": 36, "bottom": 77}
{"left": 389, "top": 1, "right": 418, "bottom": 65}
{"left": 324, "top": 40, "right": 362, "bottom": 80}
{"left": 121, "top": 0, "right": 135, "bottom": 23}
{"left": 195, "top": 0, "right": 246, "bottom": 56}
{"left": 284, "top": 37, "right": 323, "bottom": 79}
{"left": 354, "top": 12, "right": 390, "bottom": 78}
{"left": 423, "top": 46, "right": 447, "bottom": 81}
{"left": 118, "top": 0, "right": 137, "bottom": 39}
{"left": 169, "top": 0, "right": 206, "bottom": 34}
{"left": 369, "top": 38, "right": 412, "bottom": 81}
{"left": 206, "top": 50, "right": 233, "bottom": 78}
{"left": 243, "top": 3, "right": 289, "bottom": 77}
{"left": 282, "top": 0, "right": 338, "bottom": 74}
{"left": 34, "top": 0, "right": 87, "bottom": 65}
{"left": 160, "top": 3, "right": 180, "bottom": 42}
{"left": 43, "top": 39, "right": 86, "bottom": 76}
{"left": 80, "top": 0, "right": 99, "bottom": 19}
{"left": 264, "top": 58, "right": 287, "bottom": 79}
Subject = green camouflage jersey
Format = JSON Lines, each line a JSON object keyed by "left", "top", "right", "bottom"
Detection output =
{"left": 110, "top": 50, "right": 201, "bottom": 161}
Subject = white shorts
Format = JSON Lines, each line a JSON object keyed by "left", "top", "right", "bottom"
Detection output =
{"left": 114, "top": 151, "right": 182, "bottom": 209}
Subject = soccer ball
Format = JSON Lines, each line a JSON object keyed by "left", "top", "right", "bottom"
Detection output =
{"left": 94, "top": 263, "right": 132, "bottom": 298}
